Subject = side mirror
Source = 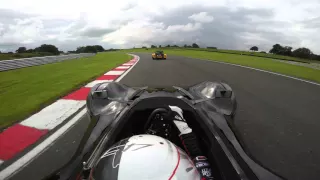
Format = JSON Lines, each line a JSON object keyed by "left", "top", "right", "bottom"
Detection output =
{"left": 87, "top": 82, "right": 135, "bottom": 116}
{"left": 200, "top": 82, "right": 233, "bottom": 99}
{"left": 189, "top": 81, "right": 237, "bottom": 117}
{"left": 91, "top": 84, "right": 109, "bottom": 99}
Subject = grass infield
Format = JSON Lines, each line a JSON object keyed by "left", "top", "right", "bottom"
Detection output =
{"left": 0, "top": 52, "right": 131, "bottom": 129}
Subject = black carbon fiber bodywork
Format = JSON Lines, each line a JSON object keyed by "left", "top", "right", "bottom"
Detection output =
{"left": 48, "top": 81, "right": 283, "bottom": 180}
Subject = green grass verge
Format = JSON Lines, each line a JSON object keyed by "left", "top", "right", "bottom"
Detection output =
{"left": 123, "top": 48, "right": 320, "bottom": 83}
{"left": 0, "top": 52, "right": 131, "bottom": 129}
{"left": 193, "top": 48, "right": 320, "bottom": 64}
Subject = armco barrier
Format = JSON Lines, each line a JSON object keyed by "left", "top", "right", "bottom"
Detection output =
{"left": 0, "top": 53, "right": 95, "bottom": 72}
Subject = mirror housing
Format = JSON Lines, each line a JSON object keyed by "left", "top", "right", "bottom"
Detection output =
{"left": 189, "top": 81, "right": 237, "bottom": 117}
{"left": 87, "top": 82, "right": 135, "bottom": 116}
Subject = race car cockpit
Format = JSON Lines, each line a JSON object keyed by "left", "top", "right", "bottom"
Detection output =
{"left": 48, "top": 82, "right": 283, "bottom": 180}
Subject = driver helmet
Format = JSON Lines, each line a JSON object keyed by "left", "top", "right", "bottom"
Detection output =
{"left": 91, "top": 134, "right": 200, "bottom": 180}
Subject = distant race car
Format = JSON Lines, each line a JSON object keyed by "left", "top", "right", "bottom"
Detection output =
{"left": 152, "top": 50, "right": 167, "bottom": 60}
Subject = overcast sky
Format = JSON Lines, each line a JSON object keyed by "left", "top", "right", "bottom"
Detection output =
{"left": 1, "top": 0, "right": 320, "bottom": 53}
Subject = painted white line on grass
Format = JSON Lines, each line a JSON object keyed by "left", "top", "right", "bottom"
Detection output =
{"left": 21, "top": 100, "right": 86, "bottom": 130}
{"left": 201, "top": 58, "right": 320, "bottom": 87}
{"left": 0, "top": 109, "right": 87, "bottom": 180}
{"left": 85, "top": 80, "right": 112, "bottom": 88}
{"left": 0, "top": 55, "right": 140, "bottom": 180}
{"left": 104, "top": 70, "right": 124, "bottom": 75}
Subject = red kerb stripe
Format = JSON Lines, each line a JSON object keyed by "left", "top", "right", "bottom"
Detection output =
{"left": 96, "top": 75, "right": 119, "bottom": 80}
{"left": 0, "top": 124, "right": 48, "bottom": 160}
{"left": 62, "top": 87, "right": 91, "bottom": 100}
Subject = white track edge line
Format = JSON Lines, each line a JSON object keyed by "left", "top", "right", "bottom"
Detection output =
{"left": 199, "top": 58, "right": 320, "bottom": 87}
{"left": 0, "top": 54, "right": 140, "bottom": 179}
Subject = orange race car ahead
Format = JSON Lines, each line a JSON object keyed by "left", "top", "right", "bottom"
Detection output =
{"left": 152, "top": 50, "right": 167, "bottom": 60}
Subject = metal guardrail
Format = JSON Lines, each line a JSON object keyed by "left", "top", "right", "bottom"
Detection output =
{"left": 0, "top": 53, "right": 95, "bottom": 72}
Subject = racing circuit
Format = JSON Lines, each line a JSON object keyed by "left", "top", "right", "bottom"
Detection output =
{"left": 1, "top": 53, "right": 320, "bottom": 180}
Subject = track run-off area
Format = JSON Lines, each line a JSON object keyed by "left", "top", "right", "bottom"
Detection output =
{"left": 1, "top": 52, "right": 320, "bottom": 180}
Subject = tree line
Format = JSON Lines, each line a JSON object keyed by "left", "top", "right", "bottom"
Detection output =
{"left": 4, "top": 44, "right": 107, "bottom": 55}
{"left": 14, "top": 44, "right": 61, "bottom": 55}
{"left": 250, "top": 44, "right": 320, "bottom": 61}
{"left": 144, "top": 43, "right": 200, "bottom": 49}
{"left": 5, "top": 42, "right": 319, "bottom": 61}
{"left": 73, "top": 45, "right": 105, "bottom": 53}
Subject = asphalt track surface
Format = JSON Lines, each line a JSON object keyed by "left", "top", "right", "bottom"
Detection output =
{"left": 7, "top": 53, "right": 320, "bottom": 180}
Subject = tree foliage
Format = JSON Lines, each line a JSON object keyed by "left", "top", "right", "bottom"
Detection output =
{"left": 269, "top": 44, "right": 282, "bottom": 54}
{"left": 75, "top": 45, "right": 105, "bottom": 53}
{"left": 151, "top": 45, "right": 157, "bottom": 48}
{"left": 207, "top": 47, "right": 217, "bottom": 49}
{"left": 35, "top": 44, "right": 59, "bottom": 55}
{"left": 76, "top": 46, "right": 96, "bottom": 53}
{"left": 250, "top": 46, "right": 258, "bottom": 51}
{"left": 292, "top": 47, "right": 312, "bottom": 59}
{"left": 267, "top": 43, "right": 320, "bottom": 60}
{"left": 282, "top": 46, "right": 293, "bottom": 56}
{"left": 25, "top": 49, "right": 35, "bottom": 53}
{"left": 16, "top": 47, "right": 27, "bottom": 53}
{"left": 192, "top": 43, "right": 199, "bottom": 48}
{"left": 93, "top": 45, "right": 105, "bottom": 52}
{"left": 269, "top": 44, "right": 292, "bottom": 56}
{"left": 310, "top": 54, "right": 320, "bottom": 61}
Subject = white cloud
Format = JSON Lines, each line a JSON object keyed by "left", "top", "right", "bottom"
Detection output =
{"left": 102, "top": 20, "right": 202, "bottom": 47}
{"left": 0, "top": 0, "right": 320, "bottom": 53}
{"left": 167, "top": 23, "right": 202, "bottom": 32}
{"left": 1, "top": 18, "right": 45, "bottom": 44}
{"left": 189, "top": 12, "right": 214, "bottom": 23}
